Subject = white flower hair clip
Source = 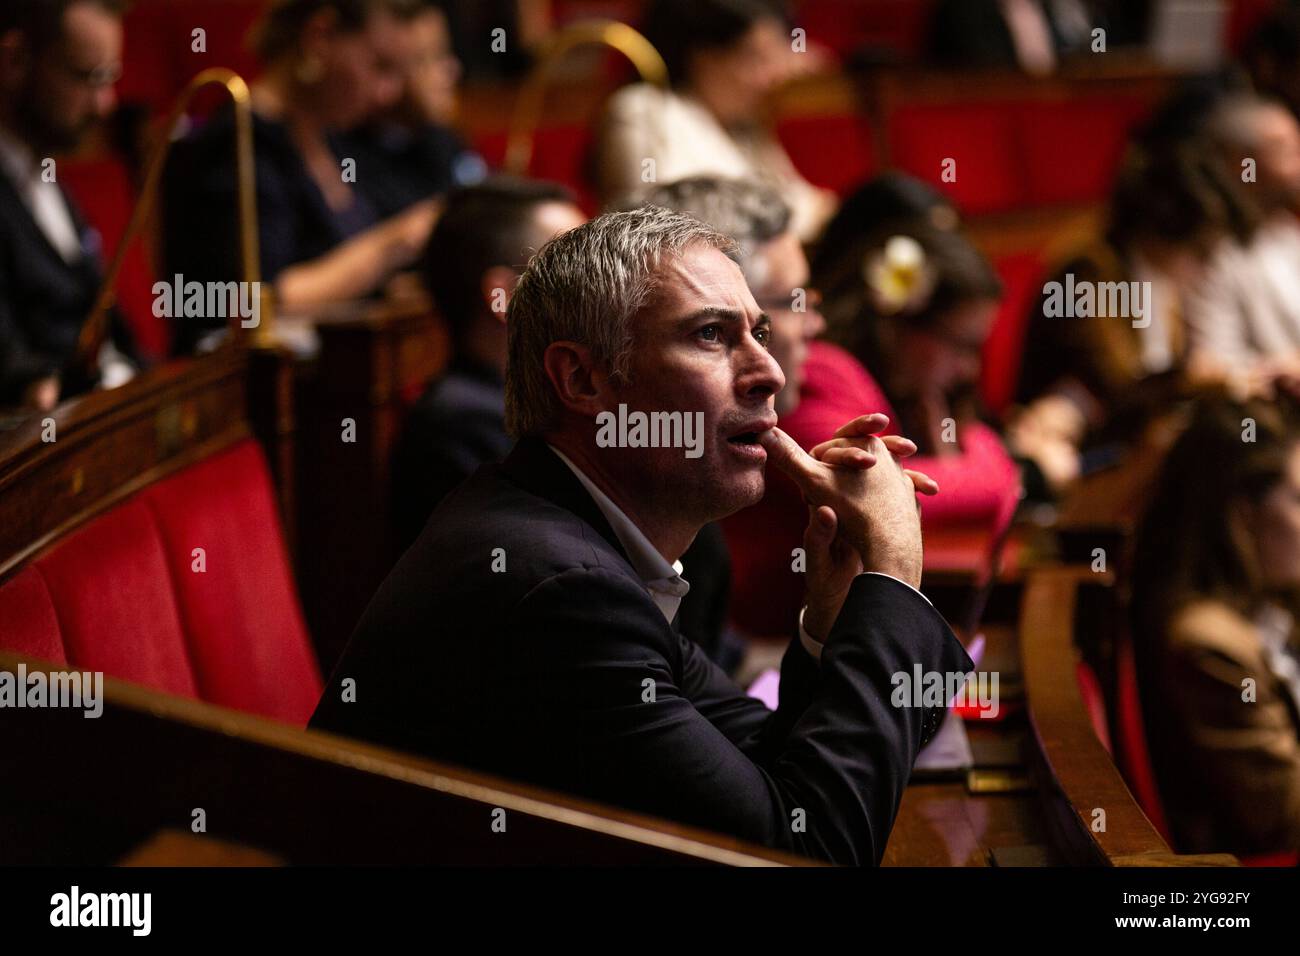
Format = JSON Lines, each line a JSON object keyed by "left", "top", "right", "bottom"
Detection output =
{"left": 863, "top": 235, "right": 934, "bottom": 316}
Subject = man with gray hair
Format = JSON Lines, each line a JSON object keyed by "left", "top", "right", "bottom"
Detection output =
{"left": 638, "top": 176, "right": 825, "bottom": 417}
{"left": 311, "top": 206, "right": 972, "bottom": 865}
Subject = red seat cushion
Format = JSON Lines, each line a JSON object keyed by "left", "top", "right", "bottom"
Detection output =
{"left": 142, "top": 440, "right": 321, "bottom": 724}
{"left": 1016, "top": 98, "right": 1148, "bottom": 207}
{"left": 981, "top": 250, "right": 1046, "bottom": 415}
{"left": 35, "top": 500, "right": 198, "bottom": 697}
{"left": 1115, "top": 630, "right": 1173, "bottom": 844}
{"left": 889, "top": 104, "right": 1024, "bottom": 215}
{"left": 1075, "top": 659, "right": 1112, "bottom": 755}
{"left": 0, "top": 566, "right": 67, "bottom": 664}
{"left": 59, "top": 158, "right": 166, "bottom": 360}
{"left": 777, "top": 114, "right": 878, "bottom": 195}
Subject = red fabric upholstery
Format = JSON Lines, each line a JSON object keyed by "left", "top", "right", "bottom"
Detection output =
{"left": 981, "top": 250, "right": 1046, "bottom": 415}
{"left": 473, "top": 126, "right": 600, "bottom": 214}
{"left": 777, "top": 114, "right": 878, "bottom": 194}
{"left": 1114, "top": 629, "right": 1173, "bottom": 844}
{"left": 143, "top": 440, "right": 321, "bottom": 724}
{"left": 35, "top": 499, "right": 198, "bottom": 698}
{"left": 0, "top": 566, "right": 67, "bottom": 664}
{"left": 1074, "top": 659, "right": 1112, "bottom": 755}
{"left": 59, "top": 158, "right": 166, "bottom": 360}
{"left": 889, "top": 104, "right": 1023, "bottom": 215}
{"left": 119, "top": 0, "right": 264, "bottom": 115}
{"left": 1017, "top": 98, "right": 1147, "bottom": 207}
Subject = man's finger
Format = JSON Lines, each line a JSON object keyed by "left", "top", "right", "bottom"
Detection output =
{"left": 758, "top": 426, "right": 823, "bottom": 492}
{"left": 832, "top": 413, "right": 890, "bottom": 439}
{"left": 904, "top": 468, "right": 939, "bottom": 496}
{"left": 810, "top": 435, "right": 881, "bottom": 462}
{"left": 879, "top": 434, "right": 918, "bottom": 458}
{"left": 818, "top": 446, "right": 876, "bottom": 469}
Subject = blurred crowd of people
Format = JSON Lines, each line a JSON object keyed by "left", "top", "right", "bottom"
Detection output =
{"left": 2, "top": 0, "right": 1299, "bottom": 859}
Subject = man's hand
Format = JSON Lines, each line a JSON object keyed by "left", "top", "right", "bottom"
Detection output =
{"left": 763, "top": 414, "right": 929, "bottom": 637}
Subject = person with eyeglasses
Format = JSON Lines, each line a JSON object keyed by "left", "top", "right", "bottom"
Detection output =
{"left": 0, "top": 0, "right": 136, "bottom": 411}
{"left": 724, "top": 204, "right": 1021, "bottom": 639}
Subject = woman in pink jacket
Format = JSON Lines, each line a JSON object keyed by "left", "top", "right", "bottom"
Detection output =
{"left": 723, "top": 220, "right": 1021, "bottom": 637}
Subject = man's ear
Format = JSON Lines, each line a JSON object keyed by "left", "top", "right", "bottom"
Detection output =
{"left": 542, "top": 341, "right": 608, "bottom": 418}
{"left": 480, "top": 266, "right": 519, "bottom": 325}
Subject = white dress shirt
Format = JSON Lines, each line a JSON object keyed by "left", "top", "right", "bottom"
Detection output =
{"left": 0, "top": 124, "right": 135, "bottom": 389}
{"left": 0, "top": 125, "right": 83, "bottom": 264}
{"left": 595, "top": 84, "right": 835, "bottom": 243}
{"left": 1184, "top": 213, "right": 1300, "bottom": 371}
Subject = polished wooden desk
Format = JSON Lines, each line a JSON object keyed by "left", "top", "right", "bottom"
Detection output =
{"left": 883, "top": 622, "right": 1058, "bottom": 866}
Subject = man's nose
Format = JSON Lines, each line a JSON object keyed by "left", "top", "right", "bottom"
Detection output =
{"left": 737, "top": 333, "right": 785, "bottom": 399}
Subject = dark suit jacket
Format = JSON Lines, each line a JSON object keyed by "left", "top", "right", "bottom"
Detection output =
{"left": 312, "top": 436, "right": 972, "bottom": 864}
{"left": 0, "top": 170, "right": 132, "bottom": 404}
{"left": 389, "top": 356, "right": 745, "bottom": 672}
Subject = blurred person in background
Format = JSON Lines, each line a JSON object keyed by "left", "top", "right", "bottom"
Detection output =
{"left": 1131, "top": 392, "right": 1300, "bottom": 857}
{"left": 337, "top": 0, "right": 486, "bottom": 221}
{"left": 1182, "top": 92, "right": 1300, "bottom": 393}
{"left": 928, "top": 0, "right": 1098, "bottom": 75}
{"left": 0, "top": 0, "right": 136, "bottom": 409}
{"left": 1242, "top": 5, "right": 1300, "bottom": 122}
{"left": 637, "top": 174, "right": 824, "bottom": 672}
{"left": 391, "top": 176, "right": 584, "bottom": 555}
{"left": 594, "top": 0, "right": 836, "bottom": 243}
{"left": 1009, "top": 135, "right": 1257, "bottom": 496}
{"left": 725, "top": 178, "right": 1018, "bottom": 637}
{"left": 162, "top": 0, "right": 440, "bottom": 353}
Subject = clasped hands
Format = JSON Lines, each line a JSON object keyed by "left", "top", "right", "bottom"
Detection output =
{"left": 758, "top": 413, "right": 935, "bottom": 642}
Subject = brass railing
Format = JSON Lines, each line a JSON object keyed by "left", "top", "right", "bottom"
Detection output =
{"left": 503, "top": 19, "right": 668, "bottom": 174}
{"left": 76, "top": 67, "right": 272, "bottom": 369}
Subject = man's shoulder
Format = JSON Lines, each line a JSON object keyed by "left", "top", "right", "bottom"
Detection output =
{"left": 417, "top": 463, "right": 636, "bottom": 592}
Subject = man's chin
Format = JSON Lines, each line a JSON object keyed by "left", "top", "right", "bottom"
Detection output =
{"left": 710, "top": 473, "right": 767, "bottom": 519}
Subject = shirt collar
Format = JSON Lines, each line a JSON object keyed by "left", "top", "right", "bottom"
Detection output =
{"left": 546, "top": 444, "right": 689, "bottom": 623}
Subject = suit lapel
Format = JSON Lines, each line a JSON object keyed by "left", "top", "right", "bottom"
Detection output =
{"left": 501, "top": 435, "right": 632, "bottom": 567}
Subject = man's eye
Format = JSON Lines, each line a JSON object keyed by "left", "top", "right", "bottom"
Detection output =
{"left": 754, "top": 327, "right": 771, "bottom": 348}
{"left": 696, "top": 324, "right": 721, "bottom": 342}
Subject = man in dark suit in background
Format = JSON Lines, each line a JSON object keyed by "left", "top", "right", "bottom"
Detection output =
{"left": 390, "top": 176, "right": 584, "bottom": 554}
{"left": 313, "top": 206, "right": 972, "bottom": 864}
{"left": 0, "top": 0, "right": 134, "bottom": 409}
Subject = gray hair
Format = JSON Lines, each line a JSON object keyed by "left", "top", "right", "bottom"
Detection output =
{"left": 505, "top": 205, "right": 739, "bottom": 438}
{"left": 636, "top": 176, "right": 792, "bottom": 288}
{"left": 1205, "top": 92, "right": 1291, "bottom": 152}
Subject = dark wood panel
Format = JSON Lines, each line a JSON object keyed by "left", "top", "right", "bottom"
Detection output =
{"left": 0, "top": 651, "right": 808, "bottom": 866}
{"left": 1018, "top": 567, "right": 1237, "bottom": 866}
{"left": 293, "top": 295, "right": 449, "bottom": 672}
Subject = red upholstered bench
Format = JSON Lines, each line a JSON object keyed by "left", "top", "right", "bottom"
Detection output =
{"left": 0, "top": 438, "right": 321, "bottom": 726}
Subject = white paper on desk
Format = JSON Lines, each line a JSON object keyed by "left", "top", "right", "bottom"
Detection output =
{"left": 913, "top": 707, "right": 974, "bottom": 772}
